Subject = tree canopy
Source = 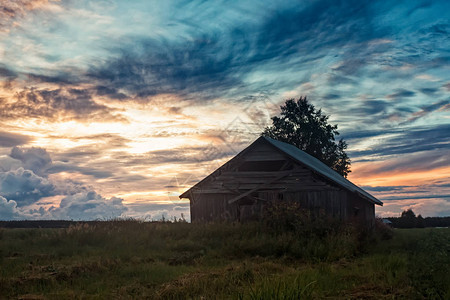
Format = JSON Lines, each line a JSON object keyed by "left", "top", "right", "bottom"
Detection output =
{"left": 262, "top": 97, "right": 351, "bottom": 177}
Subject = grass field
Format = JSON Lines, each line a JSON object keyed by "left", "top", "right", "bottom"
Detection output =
{"left": 0, "top": 220, "right": 449, "bottom": 299}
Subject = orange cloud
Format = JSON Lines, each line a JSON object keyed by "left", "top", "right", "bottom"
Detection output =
{"left": 350, "top": 163, "right": 450, "bottom": 187}
{"left": 0, "top": 0, "right": 57, "bottom": 32}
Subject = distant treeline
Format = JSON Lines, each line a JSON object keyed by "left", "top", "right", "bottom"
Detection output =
{"left": 0, "top": 220, "right": 105, "bottom": 228}
{"left": 386, "top": 209, "right": 450, "bottom": 228}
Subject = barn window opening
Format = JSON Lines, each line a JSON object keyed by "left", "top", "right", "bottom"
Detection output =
{"left": 238, "top": 160, "right": 291, "bottom": 172}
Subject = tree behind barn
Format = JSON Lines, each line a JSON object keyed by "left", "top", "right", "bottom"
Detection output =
{"left": 262, "top": 96, "right": 351, "bottom": 177}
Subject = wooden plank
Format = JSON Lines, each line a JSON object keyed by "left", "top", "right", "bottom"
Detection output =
{"left": 207, "top": 180, "right": 332, "bottom": 189}
{"left": 227, "top": 171, "right": 292, "bottom": 204}
{"left": 243, "top": 154, "right": 286, "bottom": 161}
{"left": 218, "top": 170, "right": 310, "bottom": 177}
{"left": 215, "top": 176, "right": 312, "bottom": 185}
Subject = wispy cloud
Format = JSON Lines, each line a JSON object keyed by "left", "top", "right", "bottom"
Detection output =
{"left": 1, "top": 0, "right": 449, "bottom": 219}
{"left": 0, "top": 131, "right": 32, "bottom": 147}
{"left": 0, "top": 87, "right": 126, "bottom": 122}
{"left": 0, "top": 0, "right": 53, "bottom": 32}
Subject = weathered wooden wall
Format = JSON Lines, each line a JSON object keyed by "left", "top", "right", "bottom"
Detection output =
{"left": 190, "top": 193, "right": 239, "bottom": 222}
{"left": 190, "top": 190, "right": 375, "bottom": 225}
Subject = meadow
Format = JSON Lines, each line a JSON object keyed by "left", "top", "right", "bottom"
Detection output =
{"left": 0, "top": 220, "right": 449, "bottom": 299}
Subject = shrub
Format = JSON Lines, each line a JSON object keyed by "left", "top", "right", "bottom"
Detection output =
{"left": 261, "top": 200, "right": 364, "bottom": 261}
{"left": 262, "top": 200, "right": 342, "bottom": 238}
{"left": 374, "top": 217, "right": 394, "bottom": 240}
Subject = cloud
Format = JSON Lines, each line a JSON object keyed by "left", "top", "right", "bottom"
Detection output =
{"left": 1, "top": 0, "right": 449, "bottom": 220}
{"left": 256, "top": 0, "right": 384, "bottom": 61}
{"left": 145, "top": 146, "right": 235, "bottom": 165}
{"left": 0, "top": 88, "right": 125, "bottom": 122}
{"left": 0, "top": 196, "right": 20, "bottom": 220}
{"left": 0, "top": 167, "right": 55, "bottom": 206}
{"left": 84, "top": 0, "right": 391, "bottom": 101}
{"left": 48, "top": 191, "right": 127, "bottom": 220}
{"left": 353, "top": 100, "right": 390, "bottom": 115}
{"left": 419, "top": 87, "right": 439, "bottom": 95}
{"left": 0, "top": 64, "right": 17, "bottom": 78}
{"left": 47, "top": 162, "right": 114, "bottom": 179}
{"left": 0, "top": 131, "right": 32, "bottom": 147}
{"left": 323, "top": 93, "right": 341, "bottom": 100}
{"left": 387, "top": 89, "right": 416, "bottom": 99}
{"left": 351, "top": 150, "right": 449, "bottom": 187}
{"left": 349, "top": 124, "right": 450, "bottom": 158}
{"left": 0, "top": 0, "right": 52, "bottom": 32}
{"left": 362, "top": 185, "right": 410, "bottom": 192}
{"left": 124, "top": 202, "right": 190, "bottom": 221}
{"left": 404, "top": 99, "right": 450, "bottom": 124}
{"left": 10, "top": 146, "right": 52, "bottom": 175}
{"left": 87, "top": 36, "right": 247, "bottom": 100}
{"left": 0, "top": 146, "right": 127, "bottom": 220}
{"left": 444, "top": 82, "right": 450, "bottom": 91}
{"left": 377, "top": 198, "right": 450, "bottom": 218}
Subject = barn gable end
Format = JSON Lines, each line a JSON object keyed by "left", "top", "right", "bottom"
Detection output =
{"left": 180, "top": 136, "right": 382, "bottom": 225}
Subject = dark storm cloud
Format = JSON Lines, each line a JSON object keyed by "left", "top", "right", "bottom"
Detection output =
{"left": 26, "top": 72, "right": 80, "bottom": 85}
{"left": 426, "top": 22, "right": 449, "bottom": 35}
{"left": 419, "top": 87, "right": 439, "bottom": 95}
{"left": 0, "top": 131, "right": 32, "bottom": 147}
{"left": 387, "top": 89, "right": 416, "bottom": 99}
{"left": 255, "top": 0, "right": 384, "bottom": 61}
{"left": 10, "top": 146, "right": 52, "bottom": 176}
{"left": 323, "top": 93, "right": 341, "bottom": 100}
{"left": 0, "top": 88, "right": 124, "bottom": 122}
{"left": 95, "top": 85, "right": 128, "bottom": 100}
{"left": 0, "top": 64, "right": 17, "bottom": 78}
{"left": 87, "top": 0, "right": 388, "bottom": 100}
{"left": 354, "top": 100, "right": 390, "bottom": 115}
{"left": 87, "top": 35, "right": 247, "bottom": 100}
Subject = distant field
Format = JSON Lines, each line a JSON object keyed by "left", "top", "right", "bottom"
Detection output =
{"left": 0, "top": 221, "right": 449, "bottom": 299}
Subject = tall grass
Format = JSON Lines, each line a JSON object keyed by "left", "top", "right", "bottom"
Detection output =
{"left": 1, "top": 219, "right": 448, "bottom": 299}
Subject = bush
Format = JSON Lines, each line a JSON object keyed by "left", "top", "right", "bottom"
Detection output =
{"left": 262, "top": 200, "right": 342, "bottom": 238}
{"left": 374, "top": 217, "right": 394, "bottom": 240}
{"left": 261, "top": 200, "right": 365, "bottom": 261}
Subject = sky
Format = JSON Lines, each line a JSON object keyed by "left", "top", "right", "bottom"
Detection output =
{"left": 0, "top": 0, "right": 449, "bottom": 221}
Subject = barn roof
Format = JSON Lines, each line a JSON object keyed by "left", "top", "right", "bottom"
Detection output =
{"left": 263, "top": 137, "right": 382, "bottom": 205}
{"left": 180, "top": 136, "right": 382, "bottom": 206}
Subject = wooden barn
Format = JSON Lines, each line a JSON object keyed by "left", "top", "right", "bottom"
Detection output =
{"left": 179, "top": 136, "right": 382, "bottom": 225}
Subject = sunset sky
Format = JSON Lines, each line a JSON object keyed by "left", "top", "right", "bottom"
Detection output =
{"left": 0, "top": 0, "right": 449, "bottom": 221}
